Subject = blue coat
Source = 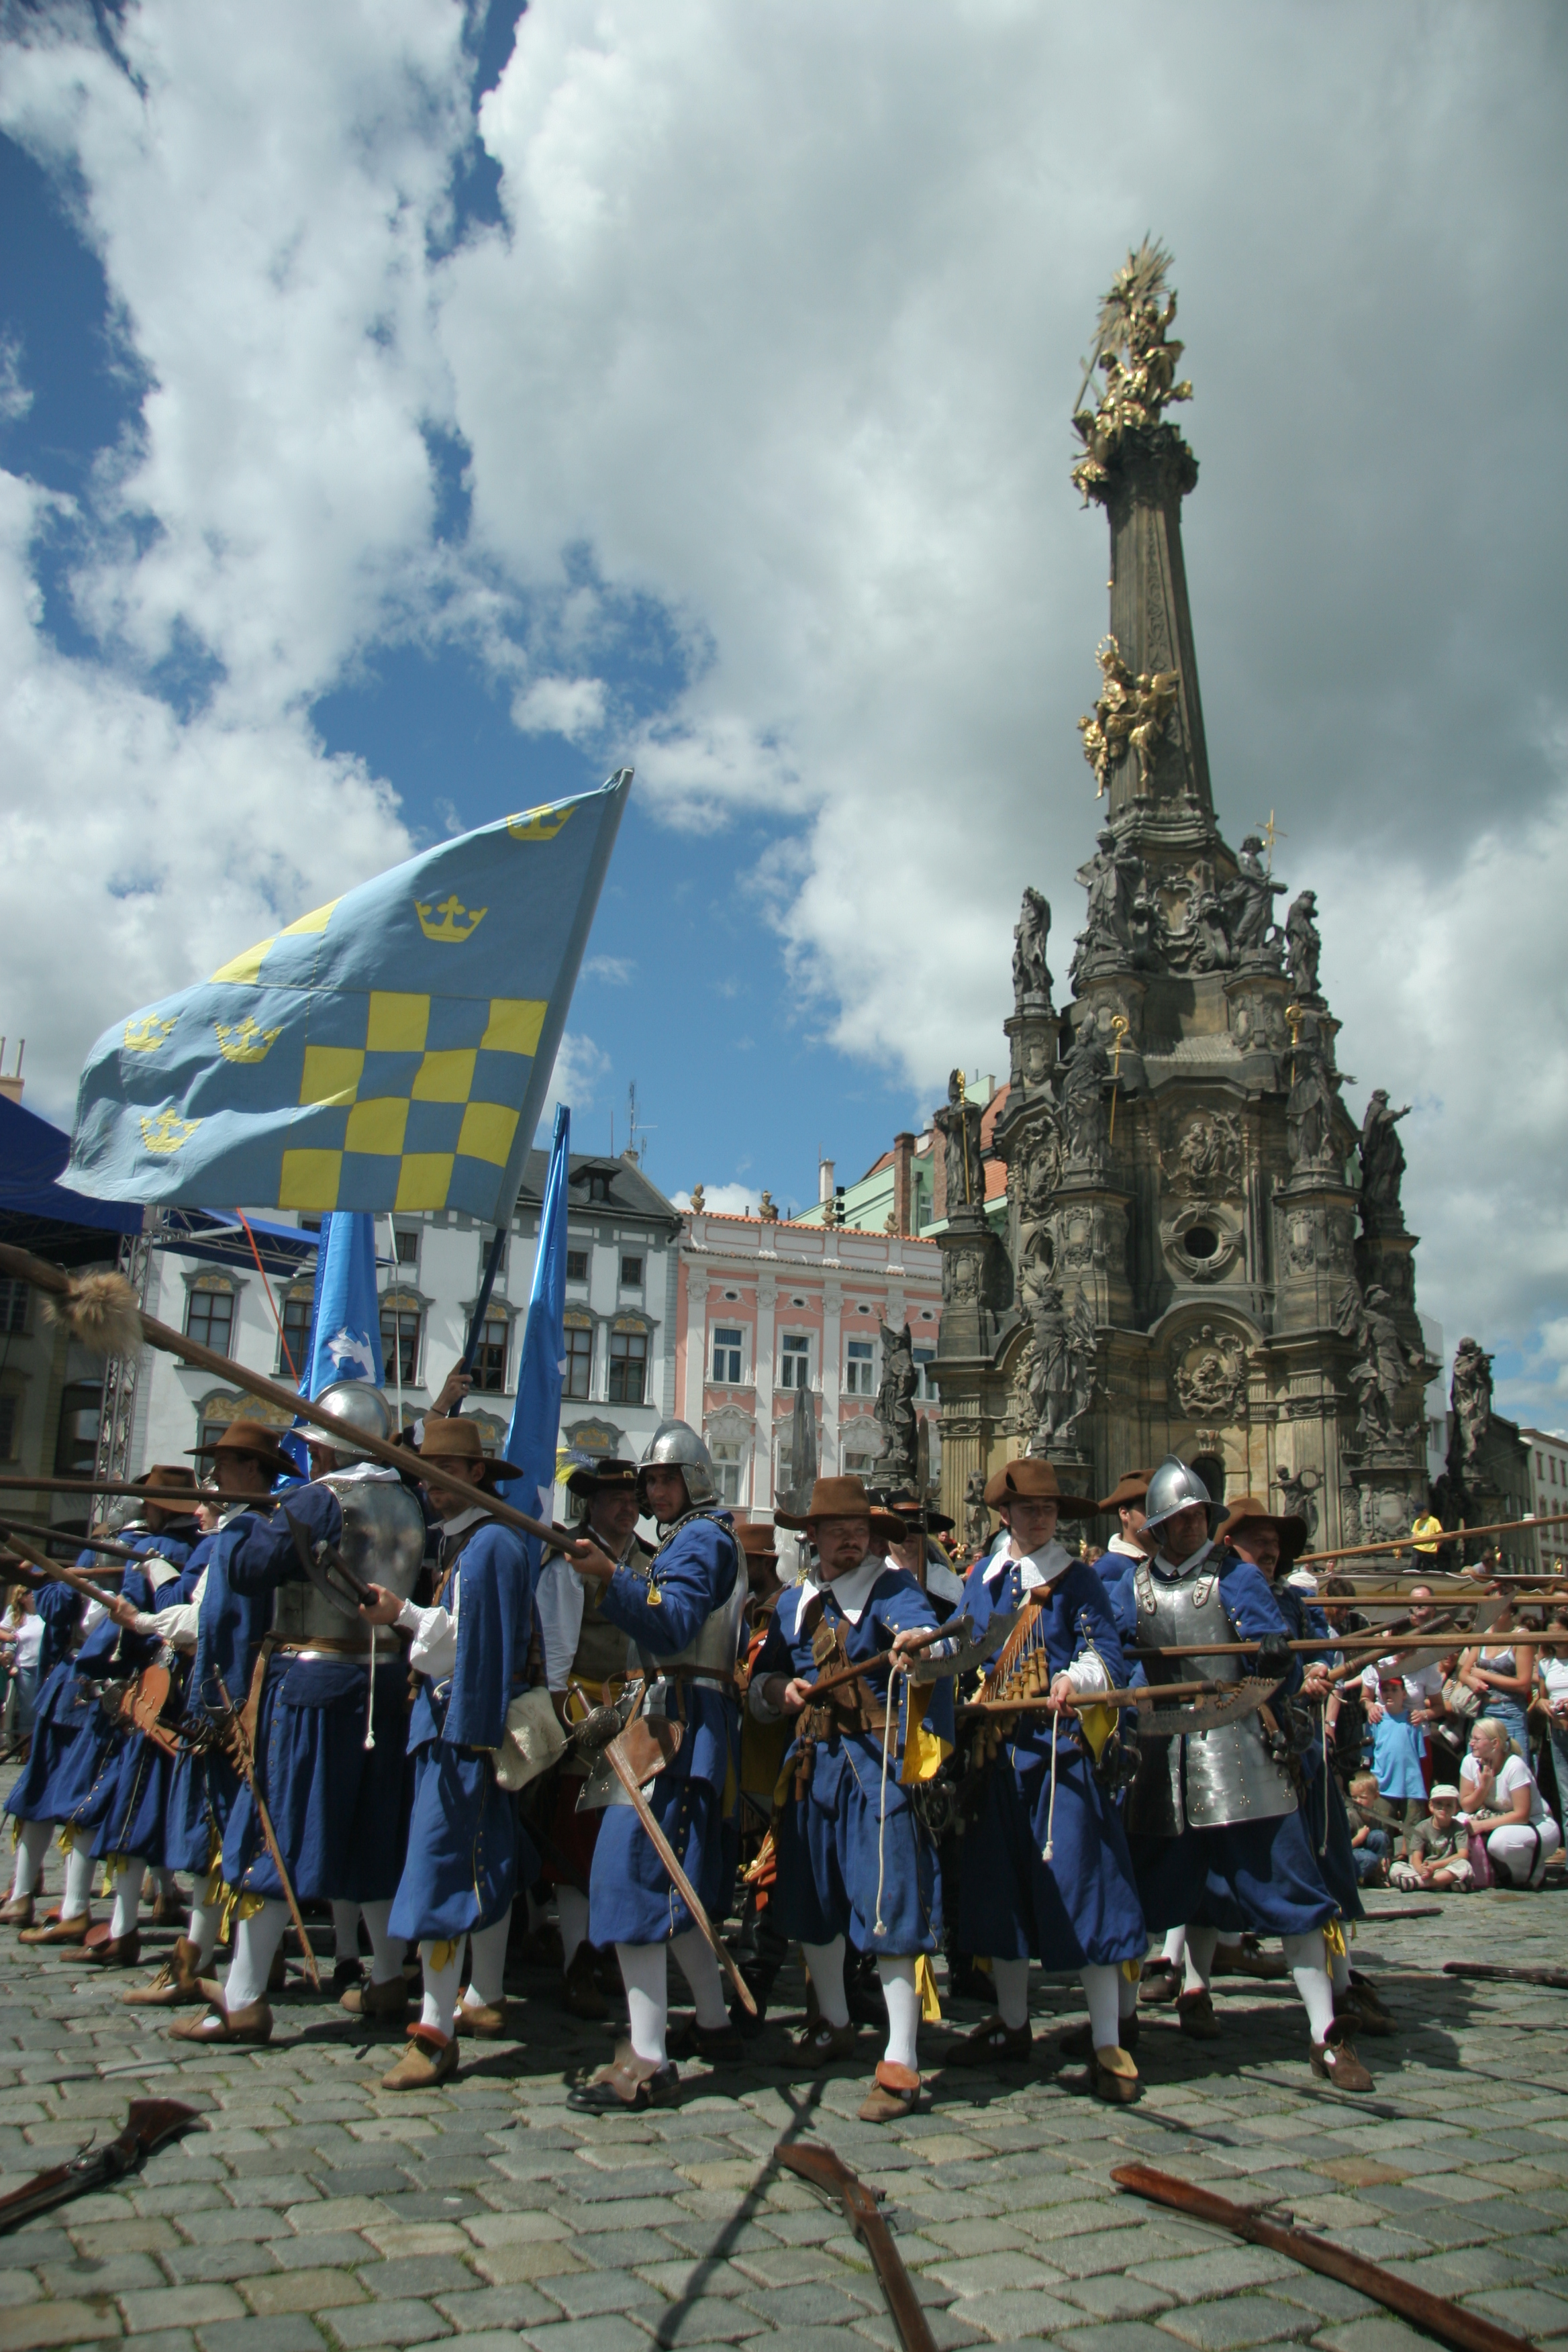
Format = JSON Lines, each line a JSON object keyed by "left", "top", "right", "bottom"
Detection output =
{"left": 220, "top": 1484, "right": 410, "bottom": 1906}
{"left": 5, "top": 1524, "right": 196, "bottom": 1835}
{"left": 389, "top": 1516, "right": 537, "bottom": 1943}
{"left": 1116, "top": 1545, "right": 1335, "bottom": 1937}
{"left": 752, "top": 1565, "right": 952, "bottom": 1956}
{"left": 589, "top": 1507, "right": 742, "bottom": 1949}
{"left": 957, "top": 1549, "right": 1145, "bottom": 1968}
{"left": 164, "top": 1515, "right": 275, "bottom": 1879}
{"left": 91, "top": 1538, "right": 211, "bottom": 1867}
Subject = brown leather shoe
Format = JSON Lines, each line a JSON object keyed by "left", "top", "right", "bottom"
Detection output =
{"left": 1311, "top": 2026, "right": 1373, "bottom": 2091}
{"left": 148, "top": 1887, "right": 185, "bottom": 1929}
{"left": 1177, "top": 1988, "right": 1222, "bottom": 2040}
{"left": 382, "top": 2026, "right": 459, "bottom": 2091}
{"left": 81, "top": 1924, "right": 141, "bottom": 1968}
{"left": 567, "top": 2041, "right": 679, "bottom": 2112}
{"left": 1138, "top": 1957, "right": 1181, "bottom": 2007}
{"left": 1212, "top": 1937, "right": 1286, "bottom": 1980}
{"left": 123, "top": 1939, "right": 205, "bottom": 2007}
{"left": 780, "top": 2018, "right": 857, "bottom": 2067}
{"left": 168, "top": 1990, "right": 273, "bottom": 2045}
{"left": 561, "top": 1941, "right": 608, "bottom": 2020}
{"left": 948, "top": 2016, "right": 1033, "bottom": 2067}
{"left": 1091, "top": 2043, "right": 1140, "bottom": 2104}
{"left": 859, "top": 2061, "right": 920, "bottom": 2122}
{"left": 1060, "top": 2012, "right": 1138, "bottom": 2061}
{"left": 0, "top": 1893, "right": 35, "bottom": 1928}
{"left": 19, "top": 1911, "right": 91, "bottom": 1947}
{"left": 666, "top": 2015, "right": 744, "bottom": 2062}
{"left": 1334, "top": 1988, "right": 1393, "bottom": 2039}
{"left": 340, "top": 1972, "right": 409, "bottom": 2024}
{"left": 454, "top": 1998, "right": 509, "bottom": 2039}
{"left": 1348, "top": 1968, "right": 1395, "bottom": 2029}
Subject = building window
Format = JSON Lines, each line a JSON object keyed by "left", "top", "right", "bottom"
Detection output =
{"left": 844, "top": 1339, "right": 874, "bottom": 1396}
{"left": 843, "top": 1444, "right": 878, "bottom": 1477}
{"left": 381, "top": 1302, "right": 422, "bottom": 1385}
{"left": 0, "top": 1395, "right": 16, "bottom": 1461}
{"left": 914, "top": 1345, "right": 935, "bottom": 1400}
{"left": 279, "top": 1291, "right": 312, "bottom": 1380}
{"left": 780, "top": 1334, "right": 811, "bottom": 1391}
{"left": 0, "top": 1279, "right": 28, "bottom": 1335}
{"left": 609, "top": 1328, "right": 647, "bottom": 1405}
{"left": 186, "top": 1285, "right": 235, "bottom": 1356}
{"left": 473, "top": 1313, "right": 510, "bottom": 1394}
{"left": 567, "top": 1248, "right": 589, "bottom": 1283}
{"left": 712, "top": 1327, "right": 744, "bottom": 1383}
{"left": 565, "top": 1324, "right": 593, "bottom": 1401}
{"left": 394, "top": 1228, "right": 420, "bottom": 1265}
{"left": 54, "top": 1381, "right": 103, "bottom": 1477}
{"left": 583, "top": 1171, "right": 612, "bottom": 1204}
{"left": 711, "top": 1439, "right": 743, "bottom": 1506}
{"left": 620, "top": 1254, "right": 644, "bottom": 1289}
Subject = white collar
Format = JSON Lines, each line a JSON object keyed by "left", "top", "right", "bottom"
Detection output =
{"left": 812, "top": 1555, "right": 884, "bottom": 1626}
{"left": 985, "top": 1534, "right": 1073, "bottom": 1592}
{"left": 1154, "top": 1536, "right": 1214, "bottom": 1579}
{"left": 1108, "top": 1534, "right": 1146, "bottom": 1557}
{"left": 442, "top": 1504, "right": 489, "bottom": 1537}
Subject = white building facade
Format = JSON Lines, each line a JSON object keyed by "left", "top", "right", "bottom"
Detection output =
{"left": 1521, "top": 1424, "right": 1568, "bottom": 1572}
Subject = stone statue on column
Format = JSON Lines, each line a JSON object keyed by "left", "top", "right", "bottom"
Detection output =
{"left": 1285, "top": 889, "right": 1322, "bottom": 999}
{"left": 1012, "top": 887, "right": 1052, "bottom": 1006}
{"left": 934, "top": 1070, "right": 984, "bottom": 1210}
{"left": 874, "top": 1322, "right": 919, "bottom": 1485}
{"left": 1451, "top": 1336, "right": 1493, "bottom": 1473}
{"left": 1359, "top": 1089, "right": 1411, "bottom": 1234}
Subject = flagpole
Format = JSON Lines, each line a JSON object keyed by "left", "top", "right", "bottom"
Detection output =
{"left": 454, "top": 1225, "right": 508, "bottom": 1408}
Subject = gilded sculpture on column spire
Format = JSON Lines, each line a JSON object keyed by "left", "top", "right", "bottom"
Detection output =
{"left": 1070, "top": 237, "right": 1193, "bottom": 502}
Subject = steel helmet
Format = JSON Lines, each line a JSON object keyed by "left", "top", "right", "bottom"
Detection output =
{"left": 638, "top": 1418, "right": 718, "bottom": 1511}
{"left": 1142, "top": 1453, "right": 1222, "bottom": 1535}
{"left": 311, "top": 1379, "right": 392, "bottom": 1466}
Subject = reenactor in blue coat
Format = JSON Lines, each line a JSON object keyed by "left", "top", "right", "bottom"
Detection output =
{"left": 750, "top": 1475, "right": 955, "bottom": 2122}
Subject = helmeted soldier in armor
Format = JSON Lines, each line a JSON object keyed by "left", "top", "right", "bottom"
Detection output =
{"left": 534, "top": 1458, "right": 652, "bottom": 2018}
{"left": 565, "top": 1420, "right": 747, "bottom": 2112}
{"left": 1113, "top": 1457, "right": 1374, "bottom": 2091}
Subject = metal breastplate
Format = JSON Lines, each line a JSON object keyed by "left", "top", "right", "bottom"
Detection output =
{"left": 1126, "top": 1557, "right": 1295, "bottom": 1834}
{"left": 574, "top": 1577, "right": 634, "bottom": 1685}
{"left": 625, "top": 1512, "right": 748, "bottom": 1681}
{"left": 271, "top": 1473, "right": 426, "bottom": 1653}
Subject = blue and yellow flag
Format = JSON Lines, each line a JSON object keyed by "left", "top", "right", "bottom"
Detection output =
{"left": 66, "top": 771, "right": 630, "bottom": 1220}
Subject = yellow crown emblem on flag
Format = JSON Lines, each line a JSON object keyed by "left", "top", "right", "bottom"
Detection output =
{"left": 215, "top": 1016, "right": 282, "bottom": 1064}
{"left": 415, "top": 894, "right": 487, "bottom": 944}
{"left": 124, "top": 1015, "right": 177, "bottom": 1053}
{"left": 507, "top": 801, "right": 575, "bottom": 842}
{"left": 139, "top": 1107, "right": 200, "bottom": 1156}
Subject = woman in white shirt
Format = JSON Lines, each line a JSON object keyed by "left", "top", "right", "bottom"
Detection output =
{"left": 1460, "top": 1716, "right": 1560, "bottom": 1888}
{"left": 1535, "top": 1618, "right": 1568, "bottom": 1828}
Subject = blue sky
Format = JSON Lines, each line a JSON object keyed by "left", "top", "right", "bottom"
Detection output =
{"left": 1, "top": 2, "right": 1566, "bottom": 1423}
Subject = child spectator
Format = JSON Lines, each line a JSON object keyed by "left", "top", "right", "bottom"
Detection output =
{"left": 1370, "top": 1675, "right": 1427, "bottom": 1836}
{"left": 1343, "top": 1772, "right": 1391, "bottom": 1885}
{"left": 1389, "top": 1784, "right": 1471, "bottom": 1890}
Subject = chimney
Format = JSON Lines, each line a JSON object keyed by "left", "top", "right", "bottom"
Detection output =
{"left": 891, "top": 1132, "right": 915, "bottom": 1237}
{"left": 818, "top": 1157, "right": 834, "bottom": 1205}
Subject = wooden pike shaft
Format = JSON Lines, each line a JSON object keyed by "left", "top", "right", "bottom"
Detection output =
{"left": 1, "top": 1528, "right": 127, "bottom": 1608}
{"left": 961, "top": 1677, "right": 1234, "bottom": 1716}
{"left": 0, "top": 1475, "right": 209, "bottom": 1504}
{"left": 1302, "top": 1508, "right": 1568, "bottom": 1566}
{"left": 0, "top": 1242, "right": 561, "bottom": 1548}
{"left": 0, "top": 1515, "right": 149, "bottom": 1565}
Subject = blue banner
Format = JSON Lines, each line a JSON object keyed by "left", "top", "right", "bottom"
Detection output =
{"left": 498, "top": 1103, "right": 570, "bottom": 1572}
{"left": 66, "top": 771, "right": 630, "bottom": 1222}
{"left": 302, "top": 1212, "right": 385, "bottom": 1398}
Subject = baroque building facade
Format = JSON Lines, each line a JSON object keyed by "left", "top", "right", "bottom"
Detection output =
{"left": 934, "top": 246, "right": 1435, "bottom": 1552}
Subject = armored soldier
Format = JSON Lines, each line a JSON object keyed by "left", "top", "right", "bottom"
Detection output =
{"left": 360, "top": 1416, "right": 538, "bottom": 2091}
{"left": 4, "top": 1465, "right": 201, "bottom": 1946}
{"left": 948, "top": 1460, "right": 1145, "bottom": 2103}
{"left": 567, "top": 1421, "right": 746, "bottom": 2114}
{"left": 750, "top": 1476, "right": 953, "bottom": 2123}
{"left": 1114, "top": 1457, "right": 1373, "bottom": 2090}
{"left": 172, "top": 1393, "right": 422, "bottom": 2048}
{"left": 535, "top": 1459, "right": 651, "bottom": 2018}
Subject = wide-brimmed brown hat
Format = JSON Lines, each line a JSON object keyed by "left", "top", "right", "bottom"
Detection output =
{"left": 134, "top": 1463, "right": 200, "bottom": 1499}
{"left": 734, "top": 1520, "right": 779, "bottom": 1559}
{"left": 188, "top": 1421, "right": 299, "bottom": 1483}
{"left": 982, "top": 1459, "right": 1097, "bottom": 1517}
{"left": 565, "top": 1458, "right": 639, "bottom": 1501}
{"left": 1098, "top": 1467, "right": 1155, "bottom": 1514}
{"left": 1218, "top": 1495, "right": 1308, "bottom": 1559}
{"left": 869, "top": 1483, "right": 956, "bottom": 1535}
{"left": 775, "top": 1474, "right": 890, "bottom": 1532}
{"left": 417, "top": 1414, "right": 526, "bottom": 1493}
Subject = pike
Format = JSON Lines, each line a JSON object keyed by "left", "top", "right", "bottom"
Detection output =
{"left": 211, "top": 1672, "right": 321, "bottom": 1993}
{"left": 1302, "top": 1507, "right": 1568, "bottom": 1566}
{"left": 0, "top": 2101, "right": 202, "bottom": 2233}
{"left": 1110, "top": 2164, "right": 1534, "bottom": 2352}
{"left": 0, "top": 1244, "right": 567, "bottom": 1549}
{"left": 0, "top": 1525, "right": 130, "bottom": 1607}
{"left": 776, "top": 2139, "right": 936, "bottom": 2352}
{"left": 0, "top": 1473, "right": 214, "bottom": 1505}
{"left": 0, "top": 1514, "right": 154, "bottom": 1565}
{"left": 961, "top": 1675, "right": 1275, "bottom": 1725}
{"left": 1444, "top": 1960, "right": 1568, "bottom": 1992}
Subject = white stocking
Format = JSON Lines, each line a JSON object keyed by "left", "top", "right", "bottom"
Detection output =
{"left": 1183, "top": 1924, "right": 1218, "bottom": 1993}
{"left": 1161, "top": 1926, "right": 1186, "bottom": 1965}
{"left": 671, "top": 1926, "right": 728, "bottom": 2030}
{"left": 330, "top": 1902, "right": 360, "bottom": 1962}
{"left": 800, "top": 1937, "right": 849, "bottom": 2029}
{"left": 110, "top": 1859, "right": 146, "bottom": 1941}
{"left": 463, "top": 1910, "right": 511, "bottom": 2011}
{"left": 224, "top": 1900, "right": 288, "bottom": 2012}
{"left": 1081, "top": 1963, "right": 1121, "bottom": 2050}
{"left": 187, "top": 1902, "right": 220, "bottom": 1972}
{"left": 1282, "top": 1929, "right": 1336, "bottom": 2041}
{"left": 1216, "top": 1928, "right": 1243, "bottom": 1950}
{"left": 11, "top": 1821, "right": 50, "bottom": 1900}
{"left": 418, "top": 1940, "right": 462, "bottom": 2039}
{"left": 615, "top": 1940, "right": 669, "bottom": 2065}
{"left": 991, "top": 1956, "right": 1030, "bottom": 2030}
{"left": 60, "top": 1845, "right": 95, "bottom": 1922}
{"left": 557, "top": 1885, "right": 591, "bottom": 1971}
{"left": 878, "top": 1955, "right": 920, "bottom": 2071}
{"left": 359, "top": 1900, "right": 403, "bottom": 1986}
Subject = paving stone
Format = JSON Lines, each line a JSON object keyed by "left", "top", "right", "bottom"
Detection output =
{"left": 1128, "top": 2251, "right": 1297, "bottom": 2304}
{"left": 326, "top": 2300, "right": 452, "bottom": 2346}
{"left": 539, "top": 2273, "right": 665, "bottom": 2322}
{"left": 121, "top": 2294, "right": 248, "bottom": 2335}
{"left": 193, "top": 2325, "right": 330, "bottom": 2352}
{"left": 938, "top": 2288, "right": 1087, "bottom": 2340}
{"left": 519, "top": 2326, "right": 658, "bottom": 2352}
{"left": 240, "top": 2267, "right": 368, "bottom": 2316}
{"left": 431, "top": 2285, "right": 559, "bottom": 2331}
{"left": 1153, "top": 2296, "right": 1317, "bottom": 2349}
{"left": 0, "top": 2303, "right": 124, "bottom": 2349}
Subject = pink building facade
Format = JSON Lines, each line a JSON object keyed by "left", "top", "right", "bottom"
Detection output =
{"left": 675, "top": 1211, "right": 943, "bottom": 1518}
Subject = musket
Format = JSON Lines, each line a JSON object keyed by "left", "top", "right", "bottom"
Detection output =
{"left": 0, "top": 2100, "right": 201, "bottom": 2233}
{"left": 589, "top": 1720, "right": 758, "bottom": 2017}
{"left": 776, "top": 2139, "right": 936, "bottom": 2352}
{"left": 1110, "top": 2165, "right": 1534, "bottom": 2352}
{"left": 1, "top": 1514, "right": 154, "bottom": 1564}
{"left": 0, "top": 1526, "right": 128, "bottom": 1608}
{"left": 211, "top": 1673, "right": 321, "bottom": 1992}
{"left": 1444, "top": 1961, "right": 1568, "bottom": 1992}
{"left": 0, "top": 1473, "right": 212, "bottom": 1505}
{"left": 962, "top": 1675, "right": 1251, "bottom": 1716}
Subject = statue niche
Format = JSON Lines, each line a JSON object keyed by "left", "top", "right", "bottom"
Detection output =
{"left": 1012, "top": 887, "right": 1053, "bottom": 1008}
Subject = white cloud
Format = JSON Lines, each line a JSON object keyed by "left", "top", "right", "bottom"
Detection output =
{"left": 581, "top": 953, "right": 634, "bottom": 984}
{"left": 511, "top": 674, "right": 606, "bottom": 739}
{"left": 671, "top": 1182, "right": 756, "bottom": 1218}
{"left": 0, "top": 334, "right": 30, "bottom": 424}
{"left": 544, "top": 1029, "right": 611, "bottom": 1120}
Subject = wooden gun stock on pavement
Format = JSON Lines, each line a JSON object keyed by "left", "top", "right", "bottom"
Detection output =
{"left": 0, "top": 2102, "right": 201, "bottom": 2233}
{"left": 776, "top": 2139, "right": 936, "bottom": 2352}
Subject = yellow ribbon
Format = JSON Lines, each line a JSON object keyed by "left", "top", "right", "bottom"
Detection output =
{"left": 916, "top": 1952, "right": 942, "bottom": 2022}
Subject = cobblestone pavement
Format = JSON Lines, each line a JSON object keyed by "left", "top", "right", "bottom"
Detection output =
{"left": 1, "top": 1832, "right": 1566, "bottom": 2352}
